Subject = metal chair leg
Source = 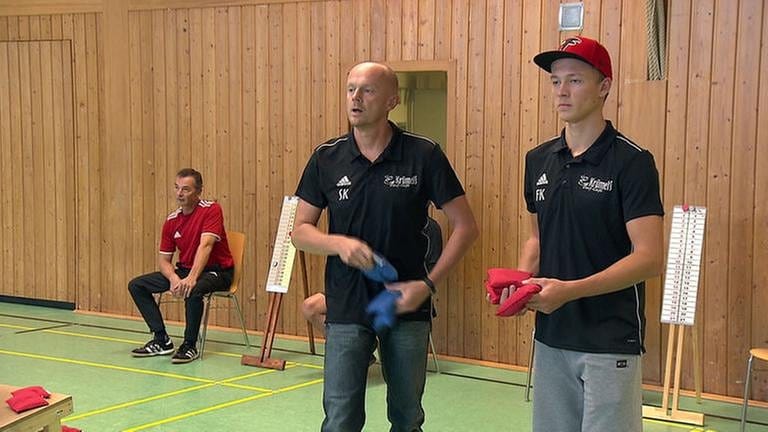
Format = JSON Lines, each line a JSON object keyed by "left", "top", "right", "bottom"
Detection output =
{"left": 429, "top": 330, "right": 440, "bottom": 374}
{"left": 525, "top": 327, "right": 535, "bottom": 402}
{"left": 740, "top": 353, "right": 755, "bottom": 432}
{"left": 427, "top": 295, "right": 440, "bottom": 374}
{"left": 199, "top": 294, "right": 213, "bottom": 359}
{"left": 230, "top": 293, "right": 250, "bottom": 348}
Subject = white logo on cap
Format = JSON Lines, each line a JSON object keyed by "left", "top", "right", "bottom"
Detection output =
{"left": 560, "top": 37, "right": 582, "bottom": 50}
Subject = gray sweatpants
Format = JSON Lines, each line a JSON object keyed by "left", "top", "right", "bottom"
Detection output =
{"left": 532, "top": 340, "right": 643, "bottom": 432}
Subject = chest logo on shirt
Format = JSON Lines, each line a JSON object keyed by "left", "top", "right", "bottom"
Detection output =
{"left": 336, "top": 176, "right": 352, "bottom": 187}
{"left": 384, "top": 175, "right": 418, "bottom": 188}
{"left": 578, "top": 175, "right": 613, "bottom": 193}
{"left": 174, "top": 231, "right": 182, "bottom": 239}
{"left": 536, "top": 173, "right": 549, "bottom": 186}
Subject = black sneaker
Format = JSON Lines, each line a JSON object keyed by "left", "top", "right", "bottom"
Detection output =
{"left": 171, "top": 343, "right": 199, "bottom": 364}
{"left": 132, "top": 338, "right": 174, "bottom": 357}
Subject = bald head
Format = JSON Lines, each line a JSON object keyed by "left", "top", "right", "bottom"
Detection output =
{"left": 348, "top": 62, "right": 399, "bottom": 97}
{"left": 345, "top": 62, "right": 401, "bottom": 129}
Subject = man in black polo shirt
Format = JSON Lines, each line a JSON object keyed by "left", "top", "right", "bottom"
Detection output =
{"left": 292, "top": 61, "right": 478, "bottom": 432}
{"left": 300, "top": 215, "right": 443, "bottom": 335}
{"left": 512, "top": 37, "right": 664, "bottom": 432}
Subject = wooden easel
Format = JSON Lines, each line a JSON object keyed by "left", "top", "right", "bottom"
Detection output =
{"left": 242, "top": 289, "right": 288, "bottom": 370}
{"left": 643, "top": 324, "right": 704, "bottom": 425}
{"left": 241, "top": 254, "right": 314, "bottom": 369}
{"left": 643, "top": 205, "right": 706, "bottom": 426}
{"left": 299, "top": 250, "right": 317, "bottom": 355}
{"left": 242, "top": 196, "right": 300, "bottom": 371}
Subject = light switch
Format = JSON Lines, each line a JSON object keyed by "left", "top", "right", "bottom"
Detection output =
{"left": 559, "top": 2, "right": 584, "bottom": 31}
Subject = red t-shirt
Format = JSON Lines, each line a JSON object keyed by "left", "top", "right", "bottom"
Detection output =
{"left": 159, "top": 200, "right": 234, "bottom": 269}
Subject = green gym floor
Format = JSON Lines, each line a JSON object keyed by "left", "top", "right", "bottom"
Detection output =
{"left": 1, "top": 302, "right": 766, "bottom": 432}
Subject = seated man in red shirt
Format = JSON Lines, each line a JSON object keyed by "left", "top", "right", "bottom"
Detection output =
{"left": 128, "top": 168, "right": 235, "bottom": 364}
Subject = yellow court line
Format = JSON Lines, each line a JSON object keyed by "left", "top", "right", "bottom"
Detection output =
{"left": 0, "top": 321, "right": 273, "bottom": 361}
{"left": 0, "top": 322, "right": 151, "bottom": 345}
{"left": 287, "top": 361, "right": 324, "bottom": 370}
{"left": 63, "top": 369, "right": 285, "bottom": 421}
{"left": 46, "top": 329, "right": 143, "bottom": 344}
{"left": 642, "top": 418, "right": 717, "bottom": 431}
{"left": 63, "top": 383, "right": 217, "bottom": 421}
{"left": 122, "top": 378, "right": 324, "bottom": 432}
{"left": 0, "top": 348, "right": 287, "bottom": 392}
{"left": 215, "top": 381, "right": 272, "bottom": 392}
{"left": 45, "top": 330, "right": 255, "bottom": 360}
{"left": 218, "top": 368, "right": 281, "bottom": 383}
{"left": 0, "top": 349, "right": 212, "bottom": 383}
{"left": 0, "top": 323, "right": 37, "bottom": 330}
{"left": 1, "top": 321, "right": 327, "bottom": 367}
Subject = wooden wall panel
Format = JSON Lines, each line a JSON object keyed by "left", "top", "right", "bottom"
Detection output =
{"left": 753, "top": 0, "right": 768, "bottom": 401}
{"left": 480, "top": 0, "right": 503, "bottom": 362}
{"left": 462, "top": 0, "right": 485, "bottom": 361}
{"left": 499, "top": 0, "right": 524, "bottom": 367}
{"left": 0, "top": 41, "right": 11, "bottom": 296}
{"left": 239, "top": 4, "right": 257, "bottom": 330}
{"left": 705, "top": 0, "right": 737, "bottom": 397}
{"left": 662, "top": 0, "right": 691, "bottom": 390}
{"left": 728, "top": 0, "right": 761, "bottom": 398}
{"left": 515, "top": 0, "right": 542, "bottom": 368}
{"left": 252, "top": 4, "right": 270, "bottom": 332}
{"left": 446, "top": 0, "right": 468, "bottom": 358}
{"left": 1, "top": 0, "right": 767, "bottom": 402}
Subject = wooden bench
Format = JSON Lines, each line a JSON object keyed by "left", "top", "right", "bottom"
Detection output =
{"left": 0, "top": 385, "right": 73, "bottom": 432}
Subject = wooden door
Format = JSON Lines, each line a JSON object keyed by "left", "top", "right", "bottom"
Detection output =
{"left": 0, "top": 40, "right": 75, "bottom": 303}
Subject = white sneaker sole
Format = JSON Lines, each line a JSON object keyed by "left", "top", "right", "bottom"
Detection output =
{"left": 171, "top": 353, "right": 199, "bottom": 364}
{"left": 131, "top": 348, "right": 174, "bottom": 357}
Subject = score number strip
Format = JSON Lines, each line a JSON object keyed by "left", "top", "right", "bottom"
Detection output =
{"left": 660, "top": 205, "right": 706, "bottom": 326}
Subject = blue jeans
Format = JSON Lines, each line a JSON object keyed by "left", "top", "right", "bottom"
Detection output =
{"left": 322, "top": 321, "right": 430, "bottom": 432}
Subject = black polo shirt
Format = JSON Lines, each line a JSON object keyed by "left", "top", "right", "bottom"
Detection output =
{"left": 295, "top": 122, "right": 465, "bottom": 325}
{"left": 524, "top": 121, "right": 664, "bottom": 355}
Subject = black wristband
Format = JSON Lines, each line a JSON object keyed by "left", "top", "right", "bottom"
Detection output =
{"left": 422, "top": 276, "right": 436, "bottom": 294}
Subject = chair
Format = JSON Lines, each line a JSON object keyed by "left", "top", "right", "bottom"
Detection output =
{"left": 740, "top": 348, "right": 768, "bottom": 431}
{"left": 199, "top": 230, "right": 250, "bottom": 358}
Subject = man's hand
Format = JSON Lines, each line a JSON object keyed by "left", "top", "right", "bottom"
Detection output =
{"left": 524, "top": 277, "right": 573, "bottom": 314}
{"left": 172, "top": 275, "right": 198, "bottom": 298}
{"left": 335, "top": 236, "right": 374, "bottom": 270}
{"left": 386, "top": 280, "right": 431, "bottom": 314}
{"left": 494, "top": 286, "right": 531, "bottom": 316}
{"left": 167, "top": 274, "right": 182, "bottom": 297}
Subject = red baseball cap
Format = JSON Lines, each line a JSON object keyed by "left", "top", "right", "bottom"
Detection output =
{"left": 533, "top": 36, "right": 612, "bottom": 79}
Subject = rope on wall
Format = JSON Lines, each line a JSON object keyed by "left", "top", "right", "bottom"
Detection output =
{"left": 646, "top": 0, "right": 667, "bottom": 80}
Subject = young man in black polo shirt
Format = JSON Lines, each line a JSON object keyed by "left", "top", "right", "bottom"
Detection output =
{"left": 514, "top": 37, "right": 664, "bottom": 431}
{"left": 292, "top": 62, "right": 478, "bottom": 432}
